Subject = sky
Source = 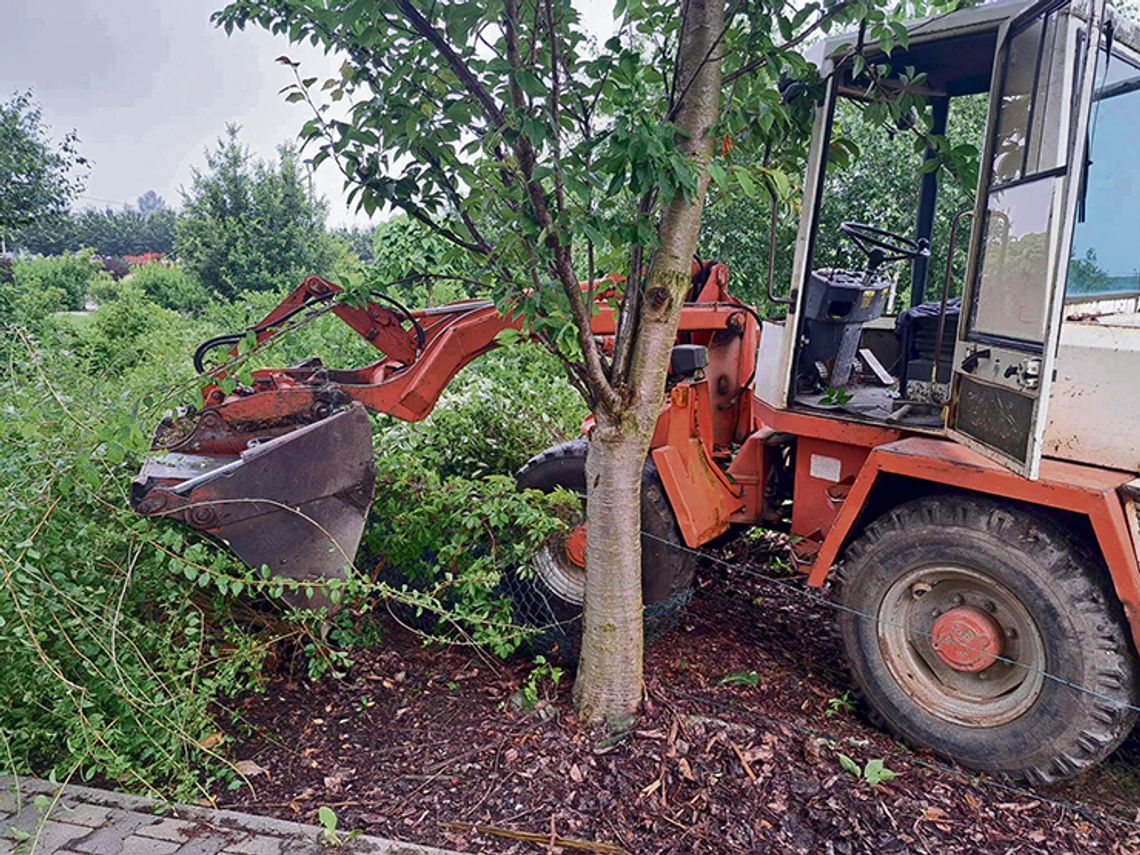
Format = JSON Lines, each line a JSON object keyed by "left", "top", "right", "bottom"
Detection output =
{"left": 0, "top": 0, "right": 614, "bottom": 228}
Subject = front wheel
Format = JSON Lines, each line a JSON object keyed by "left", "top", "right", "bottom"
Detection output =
{"left": 836, "top": 495, "right": 1139, "bottom": 784}
{"left": 511, "top": 439, "right": 696, "bottom": 661}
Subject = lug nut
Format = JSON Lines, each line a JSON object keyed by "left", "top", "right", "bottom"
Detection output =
{"left": 950, "top": 594, "right": 964, "bottom": 606}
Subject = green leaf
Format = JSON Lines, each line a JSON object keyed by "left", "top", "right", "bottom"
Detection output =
{"left": 736, "top": 168, "right": 757, "bottom": 198}
{"left": 837, "top": 753, "right": 861, "bottom": 777}
{"left": 863, "top": 758, "right": 897, "bottom": 785}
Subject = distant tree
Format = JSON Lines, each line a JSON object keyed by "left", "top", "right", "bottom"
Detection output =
{"left": 175, "top": 125, "right": 334, "bottom": 299}
{"left": 331, "top": 225, "right": 375, "bottom": 262}
{"left": 136, "top": 190, "right": 166, "bottom": 214}
{"left": 0, "top": 90, "right": 88, "bottom": 249}
{"left": 15, "top": 205, "right": 176, "bottom": 257}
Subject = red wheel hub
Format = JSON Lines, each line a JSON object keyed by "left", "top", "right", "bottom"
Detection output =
{"left": 563, "top": 523, "right": 588, "bottom": 569}
{"left": 930, "top": 606, "right": 1002, "bottom": 672}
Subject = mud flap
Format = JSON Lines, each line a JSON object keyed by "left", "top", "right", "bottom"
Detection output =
{"left": 132, "top": 404, "right": 376, "bottom": 609}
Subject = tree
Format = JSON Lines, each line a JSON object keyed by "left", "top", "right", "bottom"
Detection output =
{"left": 0, "top": 90, "right": 88, "bottom": 249}
{"left": 136, "top": 190, "right": 167, "bottom": 214}
{"left": 216, "top": 0, "right": 950, "bottom": 723}
{"left": 16, "top": 204, "right": 177, "bottom": 257}
{"left": 175, "top": 125, "right": 335, "bottom": 299}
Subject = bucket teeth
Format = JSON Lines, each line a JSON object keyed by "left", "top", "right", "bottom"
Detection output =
{"left": 132, "top": 404, "right": 376, "bottom": 609}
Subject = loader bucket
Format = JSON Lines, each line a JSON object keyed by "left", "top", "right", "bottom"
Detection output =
{"left": 132, "top": 404, "right": 376, "bottom": 609}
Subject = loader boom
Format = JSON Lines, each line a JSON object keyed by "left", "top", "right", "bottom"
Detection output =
{"left": 132, "top": 263, "right": 757, "bottom": 597}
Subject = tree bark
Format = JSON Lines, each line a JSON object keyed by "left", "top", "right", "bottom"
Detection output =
{"left": 573, "top": 0, "right": 725, "bottom": 725}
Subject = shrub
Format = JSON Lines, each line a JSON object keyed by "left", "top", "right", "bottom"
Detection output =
{"left": 375, "top": 345, "right": 586, "bottom": 479}
{"left": 11, "top": 249, "right": 103, "bottom": 310}
{"left": 363, "top": 454, "right": 577, "bottom": 657}
{"left": 127, "top": 263, "right": 210, "bottom": 315}
{"left": 81, "top": 284, "right": 184, "bottom": 371}
{"left": 101, "top": 255, "right": 131, "bottom": 280}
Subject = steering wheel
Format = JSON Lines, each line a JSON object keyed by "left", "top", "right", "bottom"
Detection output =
{"left": 840, "top": 222, "right": 929, "bottom": 271}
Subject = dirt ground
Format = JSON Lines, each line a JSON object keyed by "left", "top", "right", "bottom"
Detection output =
{"left": 219, "top": 539, "right": 1140, "bottom": 854}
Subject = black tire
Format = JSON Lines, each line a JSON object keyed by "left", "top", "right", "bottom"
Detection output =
{"left": 511, "top": 439, "right": 696, "bottom": 660}
{"left": 835, "top": 494, "right": 1140, "bottom": 784}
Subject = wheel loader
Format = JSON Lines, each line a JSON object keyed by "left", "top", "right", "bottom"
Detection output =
{"left": 133, "top": 0, "right": 1140, "bottom": 784}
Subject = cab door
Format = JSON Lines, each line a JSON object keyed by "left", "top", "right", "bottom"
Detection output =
{"left": 949, "top": 0, "right": 1105, "bottom": 479}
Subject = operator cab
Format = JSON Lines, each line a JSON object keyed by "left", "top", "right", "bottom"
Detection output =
{"left": 784, "top": 3, "right": 1007, "bottom": 428}
{"left": 767, "top": 0, "right": 1140, "bottom": 477}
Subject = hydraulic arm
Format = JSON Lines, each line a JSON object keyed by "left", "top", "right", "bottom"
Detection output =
{"left": 131, "top": 265, "right": 759, "bottom": 600}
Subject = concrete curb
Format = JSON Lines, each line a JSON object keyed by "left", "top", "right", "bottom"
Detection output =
{"left": 1, "top": 776, "right": 465, "bottom": 855}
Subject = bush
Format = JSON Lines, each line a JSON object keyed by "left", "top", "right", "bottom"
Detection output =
{"left": 375, "top": 345, "right": 586, "bottom": 479}
{"left": 11, "top": 249, "right": 103, "bottom": 310}
{"left": 363, "top": 454, "right": 577, "bottom": 657}
{"left": 80, "top": 285, "right": 186, "bottom": 371}
{"left": 0, "top": 308, "right": 268, "bottom": 801}
{"left": 126, "top": 263, "right": 210, "bottom": 314}
{"left": 0, "top": 272, "right": 586, "bottom": 800}
{"left": 101, "top": 255, "right": 131, "bottom": 280}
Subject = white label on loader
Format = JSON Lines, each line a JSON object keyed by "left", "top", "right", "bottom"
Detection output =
{"left": 809, "top": 454, "right": 843, "bottom": 483}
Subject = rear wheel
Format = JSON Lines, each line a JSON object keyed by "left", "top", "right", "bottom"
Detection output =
{"left": 512, "top": 439, "right": 696, "bottom": 660}
{"left": 836, "top": 495, "right": 1139, "bottom": 784}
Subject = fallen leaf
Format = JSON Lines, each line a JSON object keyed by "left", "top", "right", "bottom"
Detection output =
{"left": 234, "top": 759, "right": 267, "bottom": 778}
{"left": 198, "top": 732, "right": 224, "bottom": 751}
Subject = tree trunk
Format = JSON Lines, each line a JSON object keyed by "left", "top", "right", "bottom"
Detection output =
{"left": 574, "top": 0, "right": 725, "bottom": 725}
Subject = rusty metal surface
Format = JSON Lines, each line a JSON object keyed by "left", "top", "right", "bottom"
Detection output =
{"left": 134, "top": 405, "right": 376, "bottom": 608}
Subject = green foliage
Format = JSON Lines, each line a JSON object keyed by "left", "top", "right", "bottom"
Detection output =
{"left": 16, "top": 204, "right": 177, "bottom": 258}
{"left": 837, "top": 753, "right": 898, "bottom": 785}
{"left": 719, "top": 670, "right": 760, "bottom": 687}
{"left": 123, "top": 263, "right": 210, "bottom": 315}
{"left": 825, "top": 690, "right": 855, "bottom": 718}
{"left": 212, "top": 0, "right": 951, "bottom": 381}
{"left": 0, "top": 90, "right": 87, "bottom": 241}
{"left": 174, "top": 125, "right": 337, "bottom": 299}
{"left": 0, "top": 305, "right": 270, "bottom": 801}
{"left": 363, "top": 453, "right": 579, "bottom": 658}
{"left": 10, "top": 249, "right": 106, "bottom": 311}
{"left": 375, "top": 345, "right": 586, "bottom": 479}
{"left": 0, "top": 268, "right": 585, "bottom": 798}
{"left": 371, "top": 215, "right": 477, "bottom": 306}
{"left": 519, "top": 655, "right": 564, "bottom": 709}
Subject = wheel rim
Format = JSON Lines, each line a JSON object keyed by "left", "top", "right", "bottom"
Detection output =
{"left": 878, "top": 565, "right": 1046, "bottom": 727}
{"left": 531, "top": 521, "right": 587, "bottom": 605}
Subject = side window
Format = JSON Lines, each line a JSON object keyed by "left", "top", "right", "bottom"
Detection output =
{"left": 970, "top": 3, "right": 1079, "bottom": 345}
{"left": 1067, "top": 46, "right": 1140, "bottom": 298}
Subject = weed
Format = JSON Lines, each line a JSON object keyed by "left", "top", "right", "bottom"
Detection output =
{"left": 719, "top": 670, "right": 760, "bottom": 688}
{"left": 820, "top": 386, "right": 854, "bottom": 406}
{"left": 825, "top": 690, "right": 855, "bottom": 718}
{"left": 836, "top": 752, "right": 898, "bottom": 785}
{"left": 520, "top": 655, "right": 564, "bottom": 709}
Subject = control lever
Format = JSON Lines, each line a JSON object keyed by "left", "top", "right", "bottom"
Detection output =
{"left": 960, "top": 348, "right": 991, "bottom": 374}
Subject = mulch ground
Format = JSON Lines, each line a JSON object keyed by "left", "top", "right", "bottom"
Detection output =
{"left": 219, "top": 539, "right": 1140, "bottom": 854}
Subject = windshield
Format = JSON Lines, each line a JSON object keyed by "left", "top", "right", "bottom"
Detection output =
{"left": 1068, "top": 43, "right": 1140, "bottom": 298}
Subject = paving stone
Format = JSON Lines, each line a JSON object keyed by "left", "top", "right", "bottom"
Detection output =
{"left": 276, "top": 840, "right": 323, "bottom": 855}
{"left": 11, "top": 819, "right": 92, "bottom": 854}
{"left": 220, "top": 835, "right": 284, "bottom": 855}
{"left": 172, "top": 834, "right": 236, "bottom": 854}
{"left": 135, "top": 815, "right": 199, "bottom": 843}
{"left": 68, "top": 814, "right": 147, "bottom": 855}
{"left": 118, "top": 833, "right": 181, "bottom": 854}
{"left": 0, "top": 788, "right": 19, "bottom": 815}
{"left": 50, "top": 802, "right": 112, "bottom": 828}
{"left": 0, "top": 778, "right": 463, "bottom": 855}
